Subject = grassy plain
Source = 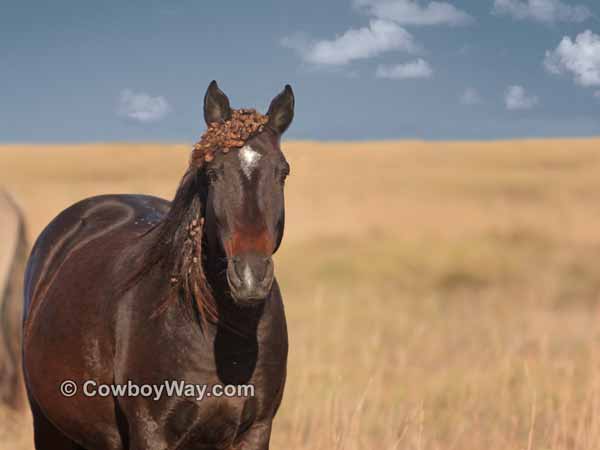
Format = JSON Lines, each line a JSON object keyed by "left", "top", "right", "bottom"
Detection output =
{"left": 2, "top": 139, "right": 600, "bottom": 449}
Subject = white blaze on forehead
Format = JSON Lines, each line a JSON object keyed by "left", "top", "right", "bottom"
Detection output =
{"left": 239, "top": 145, "right": 262, "bottom": 179}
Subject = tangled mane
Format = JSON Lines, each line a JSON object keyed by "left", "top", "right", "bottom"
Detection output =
{"left": 132, "top": 109, "right": 269, "bottom": 325}
{"left": 190, "top": 109, "right": 268, "bottom": 167}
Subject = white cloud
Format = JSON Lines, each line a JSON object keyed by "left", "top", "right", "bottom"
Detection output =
{"left": 505, "top": 85, "right": 539, "bottom": 110}
{"left": 493, "top": 0, "right": 591, "bottom": 23}
{"left": 544, "top": 31, "right": 600, "bottom": 87}
{"left": 376, "top": 58, "right": 433, "bottom": 79}
{"left": 118, "top": 90, "right": 171, "bottom": 123}
{"left": 355, "top": 0, "right": 473, "bottom": 26}
{"left": 460, "top": 87, "right": 482, "bottom": 105}
{"left": 281, "top": 19, "right": 417, "bottom": 66}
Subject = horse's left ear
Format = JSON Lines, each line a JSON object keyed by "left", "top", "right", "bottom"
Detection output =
{"left": 267, "top": 85, "right": 294, "bottom": 135}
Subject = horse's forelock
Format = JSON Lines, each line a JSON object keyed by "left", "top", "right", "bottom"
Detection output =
{"left": 190, "top": 109, "right": 269, "bottom": 168}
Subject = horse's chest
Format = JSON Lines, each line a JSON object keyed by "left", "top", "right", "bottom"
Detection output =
{"left": 121, "top": 297, "right": 287, "bottom": 448}
{"left": 128, "top": 335, "right": 282, "bottom": 447}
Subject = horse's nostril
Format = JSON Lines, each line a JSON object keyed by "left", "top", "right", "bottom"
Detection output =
{"left": 227, "top": 260, "right": 243, "bottom": 287}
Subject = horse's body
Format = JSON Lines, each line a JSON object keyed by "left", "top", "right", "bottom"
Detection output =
{"left": 23, "top": 82, "right": 295, "bottom": 450}
{"left": 24, "top": 195, "right": 287, "bottom": 450}
{"left": 0, "top": 189, "right": 28, "bottom": 410}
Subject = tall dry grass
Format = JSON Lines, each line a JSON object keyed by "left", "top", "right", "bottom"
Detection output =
{"left": 2, "top": 139, "right": 600, "bottom": 449}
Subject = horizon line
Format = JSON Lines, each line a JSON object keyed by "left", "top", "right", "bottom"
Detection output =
{"left": 1, "top": 136, "right": 600, "bottom": 147}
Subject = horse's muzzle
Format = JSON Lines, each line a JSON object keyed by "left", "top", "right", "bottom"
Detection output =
{"left": 226, "top": 254, "right": 274, "bottom": 304}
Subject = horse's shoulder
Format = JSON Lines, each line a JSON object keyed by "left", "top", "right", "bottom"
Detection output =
{"left": 24, "top": 194, "right": 170, "bottom": 308}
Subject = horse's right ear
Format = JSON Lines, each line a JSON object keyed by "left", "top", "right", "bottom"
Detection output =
{"left": 267, "top": 85, "right": 294, "bottom": 135}
{"left": 204, "top": 80, "right": 232, "bottom": 125}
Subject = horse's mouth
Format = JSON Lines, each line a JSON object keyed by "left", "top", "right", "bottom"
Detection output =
{"left": 226, "top": 275, "right": 274, "bottom": 306}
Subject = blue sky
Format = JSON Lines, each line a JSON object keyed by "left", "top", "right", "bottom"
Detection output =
{"left": 2, "top": 0, "right": 600, "bottom": 142}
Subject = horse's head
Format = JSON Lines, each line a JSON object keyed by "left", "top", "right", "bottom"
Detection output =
{"left": 200, "top": 81, "right": 294, "bottom": 305}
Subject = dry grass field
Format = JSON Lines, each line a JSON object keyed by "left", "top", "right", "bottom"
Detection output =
{"left": 2, "top": 139, "right": 600, "bottom": 449}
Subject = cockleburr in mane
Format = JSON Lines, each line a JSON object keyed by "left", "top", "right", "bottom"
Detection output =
{"left": 191, "top": 109, "right": 268, "bottom": 167}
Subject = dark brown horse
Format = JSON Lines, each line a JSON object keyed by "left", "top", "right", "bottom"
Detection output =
{"left": 22, "top": 81, "right": 294, "bottom": 450}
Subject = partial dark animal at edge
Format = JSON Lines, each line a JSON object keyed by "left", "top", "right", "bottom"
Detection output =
{"left": 22, "top": 81, "right": 295, "bottom": 450}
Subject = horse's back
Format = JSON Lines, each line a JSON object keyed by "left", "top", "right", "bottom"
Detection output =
{"left": 0, "top": 189, "right": 28, "bottom": 409}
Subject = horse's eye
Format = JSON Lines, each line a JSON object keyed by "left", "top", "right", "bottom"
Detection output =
{"left": 279, "top": 164, "right": 290, "bottom": 184}
{"left": 206, "top": 168, "right": 219, "bottom": 183}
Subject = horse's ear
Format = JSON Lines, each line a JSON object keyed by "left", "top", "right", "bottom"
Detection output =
{"left": 204, "top": 80, "right": 232, "bottom": 125}
{"left": 267, "top": 85, "right": 294, "bottom": 135}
